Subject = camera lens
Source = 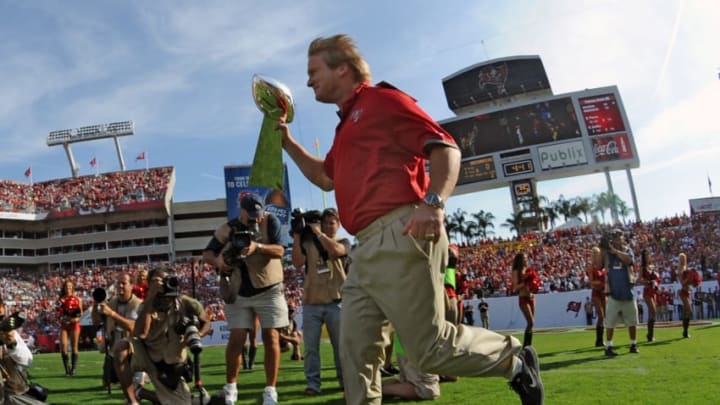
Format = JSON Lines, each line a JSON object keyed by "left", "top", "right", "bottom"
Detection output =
{"left": 185, "top": 325, "right": 202, "bottom": 354}
{"left": 166, "top": 276, "right": 179, "bottom": 288}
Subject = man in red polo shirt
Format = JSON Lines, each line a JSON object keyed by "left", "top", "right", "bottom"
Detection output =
{"left": 280, "top": 34, "right": 543, "bottom": 405}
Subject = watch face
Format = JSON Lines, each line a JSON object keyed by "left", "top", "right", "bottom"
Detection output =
{"left": 424, "top": 193, "right": 443, "bottom": 208}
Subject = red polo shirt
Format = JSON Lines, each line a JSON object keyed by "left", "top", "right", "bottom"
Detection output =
{"left": 324, "top": 82, "right": 457, "bottom": 235}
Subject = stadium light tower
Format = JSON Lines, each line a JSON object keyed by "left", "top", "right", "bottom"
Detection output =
{"left": 46, "top": 120, "right": 134, "bottom": 177}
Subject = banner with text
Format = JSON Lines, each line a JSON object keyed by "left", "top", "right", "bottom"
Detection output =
{"left": 538, "top": 140, "right": 588, "bottom": 170}
{"left": 224, "top": 165, "right": 292, "bottom": 245}
{"left": 591, "top": 133, "right": 634, "bottom": 162}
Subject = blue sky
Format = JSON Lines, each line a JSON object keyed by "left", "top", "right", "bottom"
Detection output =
{"left": 1, "top": 0, "right": 719, "bottom": 238}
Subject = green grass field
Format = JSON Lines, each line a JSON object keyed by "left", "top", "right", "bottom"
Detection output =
{"left": 29, "top": 322, "right": 720, "bottom": 404}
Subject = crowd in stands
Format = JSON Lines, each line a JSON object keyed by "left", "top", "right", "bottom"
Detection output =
{"left": 455, "top": 213, "right": 720, "bottom": 301}
{"left": 0, "top": 213, "right": 718, "bottom": 349}
{"left": 0, "top": 167, "right": 173, "bottom": 214}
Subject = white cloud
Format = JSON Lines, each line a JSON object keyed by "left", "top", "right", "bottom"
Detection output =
{"left": 635, "top": 81, "right": 720, "bottom": 159}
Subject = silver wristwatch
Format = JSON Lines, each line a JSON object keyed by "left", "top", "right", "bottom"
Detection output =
{"left": 422, "top": 192, "right": 445, "bottom": 209}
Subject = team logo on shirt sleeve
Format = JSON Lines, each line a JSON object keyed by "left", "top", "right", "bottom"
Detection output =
{"left": 351, "top": 108, "right": 363, "bottom": 123}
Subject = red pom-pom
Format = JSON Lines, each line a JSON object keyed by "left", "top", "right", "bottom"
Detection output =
{"left": 524, "top": 268, "right": 542, "bottom": 293}
{"left": 690, "top": 270, "right": 702, "bottom": 287}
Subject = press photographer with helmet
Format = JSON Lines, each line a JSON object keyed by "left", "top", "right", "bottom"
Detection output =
{"left": 290, "top": 207, "right": 349, "bottom": 396}
{"left": 91, "top": 272, "right": 142, "bottom": 394}
{"left": 203, "top": 193, "right": 287, "bottom": 405}
{"left": 0, "top": 296, "right": 48, "bottom": 405}
{"left": 113, "top": 267, "right": 210, "bottom": 405}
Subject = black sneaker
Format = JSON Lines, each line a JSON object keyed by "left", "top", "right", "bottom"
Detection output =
{"left": 509, "top": 346, "right": 544, "bottom": 405}
{"left": 629, "top": 344, "right": 639, "bottom": 354}
{"left": 380, "top": 367, "right": 393, "bottom": 377}
{"left": 380, "top": 365, "right": 399, "bottom": 377}
{"left": 605, "top": 347, "right": 618, "bottom": 357}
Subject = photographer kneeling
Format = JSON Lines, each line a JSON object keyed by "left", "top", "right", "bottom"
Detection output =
{"left": 0, "top": 297, "right": 47, "bottom": 405}
{"left": 113, "top": 267, "right": 210, "bottom": 405}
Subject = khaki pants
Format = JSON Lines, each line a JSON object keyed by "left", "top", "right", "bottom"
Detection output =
{"left": 340, "top": 205, "right": 521, "bottom": 405}
{"left": 130, "top": 338, "right": 191, "bottom": 405}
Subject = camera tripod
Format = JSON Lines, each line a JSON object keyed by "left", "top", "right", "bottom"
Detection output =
{"left": 192, "top": 350, "right": 208, "bottom": 405}
{"left": 99, "top": 321, "right": 113, "bottom": 395}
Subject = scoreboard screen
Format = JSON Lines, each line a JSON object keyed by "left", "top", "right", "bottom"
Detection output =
{"left": 442, "top": 97, "right": 582, "bottom": 158}
{"left": 443, "top": 56, "right": 550, "bottom": 111}
{"left": 439, "top": 83, "right": 638, "bottom": 193}
{"left": 578, "top": 93, "right": 626, "bottom": 135}
{"left": 458, "top": 156, "right": 497, "bottom": 185}
{"left": 503, "top": 159, "right": 535, "bottom": 177}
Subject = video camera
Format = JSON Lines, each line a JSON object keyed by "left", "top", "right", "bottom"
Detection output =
{"left": 175, "top": 315, "right": 203, "bottom": 354}
{"left": 92, "top": 287, "right": 108, "bottom": 315}
{"left": 161, "top": 274, "right": 181, "bottom": 297}
{"left": 291, "top": 208, "right": 322, "bottom": 236}
{"left": 0, "top": 312, "right": 25, "bottom": 334}
{"left": 599, "top": 234, "right": 611, "bottom": 250}
{"left": 291, "top": 208, "right": 329, "bottom": 261}
{"left": 222, "top": 221, "right": 261, "bottom": 267}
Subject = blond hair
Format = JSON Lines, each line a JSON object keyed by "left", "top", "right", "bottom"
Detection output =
{"left": 678, "top": 252, "right": 687, "bottom": 270}
{"left": 308, "top": 34, "right": 372, "bottom": 83}
{"left": 590, "top": 246, "right": 602, "bottom": 269}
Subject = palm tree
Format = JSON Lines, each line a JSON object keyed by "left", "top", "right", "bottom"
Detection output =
{"left": 617, "top": 200, "right": 634, "bottom": 224}
{"left": 471, "top": 210, "right": 495, "bottom": 239}
{"left": 593, "top": 192, "right": 610, "bottom": 223}
{"left": 448, "top": 208, "right": 472, "bottom": 244}
{"left": 574, "top": 196, "right": 593, "bottom": 223}
{"left": 553, "top": 195, "right": 574, "bottom": 222}
{"left": 502, "top": 211, "right": 525, "bottom": 237}
{"left": 445, "top": 214, "right": 459, "bottom": 243}
{"left": 462, "top": 222, "right": 479, "bottom": 245}
{"left": 522, "top": 194, "right": 550, "bottom": 231}
{"left": 543, "top": 206, "right": 559, "bottom": 229}
{"left": 593, "top": 191, "right": 626, "bottom": 224}
{"left": 605, "top": 192, "right": 624, "bottom": 224}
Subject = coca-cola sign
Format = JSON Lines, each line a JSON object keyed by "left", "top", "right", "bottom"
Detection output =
{"left": 592, "top": 133, "right": 634, "bottom": 162}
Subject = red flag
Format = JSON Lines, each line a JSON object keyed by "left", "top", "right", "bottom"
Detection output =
{"left": 566, "top": 301, "right": 582, "bottom": 317}
{"left": 24, "top": 167, "right": 31, "bottom": 178}
{"left": 89, "top": 157, "right": 97, "bottom": 167}
{"left": 135, "top": 152, "right": 145, "bottom": 161}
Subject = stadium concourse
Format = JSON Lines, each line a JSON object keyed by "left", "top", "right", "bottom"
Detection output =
{"left": 1, "top": 167, "right": 719, "bottom": 350}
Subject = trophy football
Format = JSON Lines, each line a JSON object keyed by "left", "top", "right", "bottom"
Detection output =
{"left": 248, "top": 74, "right": 295, "bottom": 189}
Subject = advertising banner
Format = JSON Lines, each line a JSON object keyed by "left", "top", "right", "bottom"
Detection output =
{"left": 591, "top": 133, "right": 634, "bottom": 162}
{"left": 538, "top": 140, "right": 588, "bottom": 170}
{"left": 689, "top": 197, "right": 720, "bottom": 215}
{"left": 224, "top": 165, "right": 292, "bottom": 244}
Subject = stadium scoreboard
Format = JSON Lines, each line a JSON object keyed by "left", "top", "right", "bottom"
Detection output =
{"left": 457, "top": 156, "right": 497, "bottom": 185}
{"left": 439, "top": 86, "right": 638, "bottom": 195}
{"left": 437, "top": 56, "right": 639, "bottom": 197}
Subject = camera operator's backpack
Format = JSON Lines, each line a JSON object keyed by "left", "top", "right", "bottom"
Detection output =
{"left": 219, "top": 268, "right": 243, "bottom": 304}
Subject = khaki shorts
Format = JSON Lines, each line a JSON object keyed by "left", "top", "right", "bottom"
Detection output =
{"left": 397, "top": 356, "right": 440, "bottom": 400}
{"left": 130, "top": 338, "right": 191, "bottom": 405}
{"left": 224, "top": 283, "right": 289, "bottom": 330}
{"left": 605, "top": 297, "right": 639, "bottom": 328}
